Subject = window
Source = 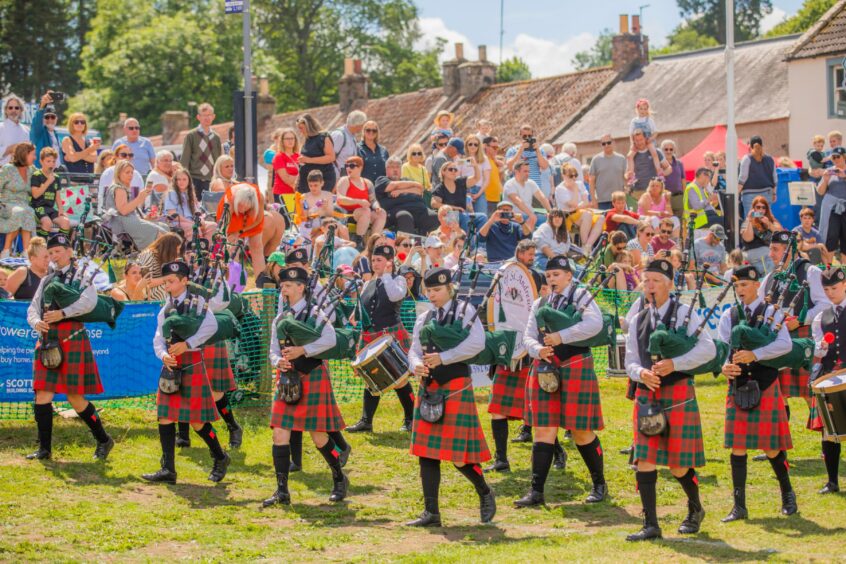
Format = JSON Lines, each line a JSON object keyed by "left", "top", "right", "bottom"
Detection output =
{"left": 829, "top": 57, "right": 846, "bottom": 119}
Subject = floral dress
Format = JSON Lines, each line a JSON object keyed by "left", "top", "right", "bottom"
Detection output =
{"left": 0, "top": 163, "right": 37, "bottom": 233}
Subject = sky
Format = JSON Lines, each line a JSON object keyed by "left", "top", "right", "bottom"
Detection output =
{"left": 415, "top": 0, "right": 806, "bottom": 77}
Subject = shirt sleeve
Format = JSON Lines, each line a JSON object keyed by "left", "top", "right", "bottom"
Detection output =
{"left": 671, "top": 307, "right": 716, "bottom": 372}
{"left": 380, "top": 273, "right": 408, "bottom": 302}
{"left": 625, "top": 314, "right": 646, "bottom": 382}
{"left": 751, "top": 306, "right": 793, "bottom": 360}
{"left": 738, "top": 156, "right": 751, "bottom": 185}
{"left": 269, "top": 313, "right": 284, "bottom": 368}
{"left": 62, "top": 282, "right": 98, "bottom": 319}
{"left": 408, "top": 310, "right": 427, "bottom": 372}
{"left": 439, "top": 302, "right": 485, "bottom": 365}
{"left": 153, "top": 306, "right": 168, "bottom": 361}
{"left": 524, "top": 299, "right": 544, "bottom": 359}
{"left": 811, "top": 311, "right": 826, "bottom": 357}
{"left": 27, "top": 277, "right": 47, "bottom": 330}
{"left": 806, "top": 266, "right": 830, "bottom": 321}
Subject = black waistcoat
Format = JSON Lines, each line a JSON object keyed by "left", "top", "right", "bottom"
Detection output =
{"left": 541, "top": 288, "right": 590, "bottom": 362}
{"left": 730, "top": 302, "right": 780, "bottom": 390}
{"left": 819, "top": 305, "right": 846, "bottom": 373}
{"left": 634, "top": 296, "right": 690, "bottom": 388}
{"left": 285, "top": 304, "right": 323, "bottom": 374}
{"left": 361, "top": 276, "right": 402, "bottom": 331}
{"left": 423, "top": 300, "right": 470, "bottom": 384}
{"left": 764, "top": 259, "right": 814, "bottom": 314}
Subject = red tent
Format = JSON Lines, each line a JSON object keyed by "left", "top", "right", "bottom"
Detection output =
{"left": 680, "top": 125, "right": 749, "bottom": 181}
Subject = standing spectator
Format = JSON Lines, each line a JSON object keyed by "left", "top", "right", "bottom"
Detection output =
{"left": 738, "top": 135, "right": 778, "bottom": 216}
{"left": 111, "top": 117, "right": 156, "bottom": 175}
{"left": 462, "top": 134, "right": 490, "bottom": 214}
{"left": 330, "top": 110, "right": 366, "bottom": 177}
{"left": 210, "top": 155, "right": 236, "bottom": 193}
{"left": 0, "top": 143, "right": 37, "bottom": 257}
{"left": 358, "top": 120, "right": 389, "bottom": 184}
{"left": 626, "top": 221, "right": 655, "bottom": 269}
{"left": 426, "top": 132, "right": 450, "bottom": 184}
{"left": 637, "top": 176, "right": 679, "bottom": 236}
{"left": 30, "top": 147, "right": 70, "bottom": 238}
{"left": 103, "top": 160, "right": 166, "bottom": 250}
{"left": 694, "top": 225, "right": 727, "bottom": 275}
{"left": 625, "top": 129, "right": 671, "bottom": 204}
{"left": 62, "top": 112, "right": 98, "bottom": 177}
{"left": 30, "top": 92, "right": 62, "bottom": 168}
{"left": 830, "top": 130, "right": 843, "bottom": 153}
{"left": 136, "top": 232, "right": 184, "bottom": 302}
{"left": 793, "top": 207, "right": 830, "bottom": 264}
{"left": 503, "top": 160, "right": 552, "bottom": 227}
{"left": 295, "top": 113, "right": 336, "bottom": 193}
{"left": 555, "top": 163, "right": 603, "bottom": 253}
{"left": 401, "top": 143, "right": 431, "bottom": 206}
{"left": 589, "top": 134, "right": 627, "bottom": 210}
{"left": 817, "top": 147, "right": 846, "bottom": 262}
{"left": 145, "top": 150, "right": 175, "bottom": 212}
{"left": 94, "top": 149, "right": 115, "bottom": 174}
{"left": 475, "top": 118, "right": 493, "bottom": 139}
{"left": 223, "top": 126, "right": 235, "bottom": 157}
{"left": 684, "top": 167, "right": 723, "bottom": 235}
{"left": 431, "top": 159, "right": 485, "bottom": 235}
{"left": 603, "top": 191, "right": 639, "bottom": 238}
{"left": 660, "top": 139, "right": 685, "bottom": 218}
{"left": 552, "top": 142, "right": 583, "bottom": 183}
{"left": 505, "top": 124, "right": 548, "bottom": 186}
{"left": 97, "top": 145, "right": 144, "bottom": 213}
{"left": 650, "top": 218, "right": 678, "bottom": 255}
{"left": 375, "top": 157, "right": 438, "bottom": 235}
{"left": 741, "top": 195, "right": 783, "bottom": 274}
{"left": 483, "top": 136, "right": 505, "bottom": 215}
{"left": 0, "top": 95, "right": 30, "bottom": 166}
{"left": 163, "top": 169, "right": 217, "bottom": 242}
{"left": 180, "top": 103, "right": 222, "bottom": 199}
{"left": 335, "top": 156, "right": 386, "bottom": 248}
{"left": 271, "top": 127, "right": 300, "bottom": 207}
{"left": 479, "top": 202, "right": 534, "bottom": 263}
{"left": 261, "top": 129, "right": 281, "bottom": 189}
{"left": 532, "top": 208, "right": 570, "bottom": 269}
{"left": 537, "top": 144, "right": 557, "bottom": 200}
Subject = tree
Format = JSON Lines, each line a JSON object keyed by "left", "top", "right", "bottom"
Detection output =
{"left": 653, "top": 25, "right": 720, "bottom": 55}
{"left": 766, "top": 0, "right": 838, "bottom": 37}
{"left": 676, "top": 0, "right": 773, "bottom": 44}
{"left": 496, "top": 56, "right": 531, "bottom": 83}
{"left": 572, "top": 28, "right": 614, "bottom": 71}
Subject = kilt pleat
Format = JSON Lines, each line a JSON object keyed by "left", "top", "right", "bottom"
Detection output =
{"left": 33, "top": 320, "right": 102, "bottom": 396}
{"left": 488, "top": 365, "right": 528, "bottom": 420}
{"left": 527, "top": 354, "right": 604, "bottom": 431}
{"left": 724, "top": 380, "right": 793, "bottom": 451}
{"left": 203, "top": 341, "right": 237, "bottom": 393}
{"left": 807, "top": 397, "right": 825, "bottom": 432}
{"left": 633, "top": 378, "right": 705, "bottom": 468}
{"left": 156, "top": 350, "right": 219, "bottom": 423}
{"left": 270, "top": 361, "right": 345, "bottom": 432}
{"left": 410, "top": 375, "right": 491, "bottom": 464}
{"left": 778, "top": 325, "right": 811, "bottom": 399}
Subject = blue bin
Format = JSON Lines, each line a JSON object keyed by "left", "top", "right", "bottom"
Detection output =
{"left": 771, "top": 168, "right": 802, "bottom": 231}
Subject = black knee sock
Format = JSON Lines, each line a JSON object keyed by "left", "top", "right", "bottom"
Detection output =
{"left": 362, "top": 389, "right": 380, "bottom": 422}
{"left": 823, "top": 440, "right": 841, "bottom": 486}
{"left": 553, "top": 437, "right": 564, "bottom": 456}
{"left": 77, "top": 402, "right": 109, "bottom": 443}
{"left": 531, "top": 442, "right": 555, "bottom": 494}
{"left": 455, "top": 463, "right": 491, "bottom": 496}
{"left": 33, "top": 403, "right": 53, "bottom": 452}
{"left": 419, "top": 457, "right": 441, "bottom": 514}
{"left": 785, "top": 403, "right": 791, "bottom": 422}
{"left": 290, "top": 431, "right": 303, "bottom": 466}
{"left": 159, "top": 423, "right": 176, "bottom": 472}
{"left": 768, "top": 450, "right": 793, "bottom": 493}
{"left": 272, "top": 444, "right": 291, "bottom": 484}
{"left": 395, "top": 383, "right": 415, "bottom": 422}
{"left": 215, "top": 396, "right": 239, "bottom": 430}
{"left": 317, "top": 437, "right": 343, "bottom": 479}
{"left": 730, "top": 453, "right": 748, "bottom": 507}
{"left": 196, "top": 423, "right": 226, "bottom": 460}
{"left": 491, "top": 418, "right": 509, "bottom": 462}
{"left": 177, "top": 421, "right": 191, "bottom": 441}
{"left": 576, "top": 436, "right": 605, "bottom": 486}
{"left": 329, "top": 431, "right": 348, "bottom": 453}
{"left": 675, "top": 468, "right": 702, "bottom": 511}
{"left": 636, "top": 470, "right": 659, "bottom": 527}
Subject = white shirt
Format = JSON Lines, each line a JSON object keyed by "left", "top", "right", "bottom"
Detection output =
{"left": 717, "top": 297, "right": 792, "bottom": 362}
{"left": 408, "top": 299, "right": 485, "bottom": 370}
{"left": 625, "top": 296, "right": 716, "bottom": 382}
{"left": 27, "top": 265, "right": 98, "bottom": 329}
{"left": 98, "top": 165, "right": 145, "bottom": 213}
{"left": 811, "top": 298, "right": 846, "bottom": 357}
{"left": 554, "top": 182, "right": 589, "bottom": 212}
{"left": 531, "top": 222, "right": 571, "bottom": 257}
{"left": 152, "top": 290, "right": 219, "bottom": 358}
{"left": 362, "top": 272, "right": 408, "bottom": 303}
{"left": 0, "top": 119, "right": 30, "bottom": 166}
{"left": 523, "top": 285, "right": 603, "bottom": 360}
{"left": 503, "top": 177, "right": 542, "bottom": 211}
{"left": 758, "top": 265, "right": 830, "bottom": 324}
{"left": 269, "top": 298, "right": 337, "bottom": 366}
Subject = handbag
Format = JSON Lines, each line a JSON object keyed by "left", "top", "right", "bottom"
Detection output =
{"left": 158, "top": 365, "right": 181, "bottom": 395}
{"left": 637, "top": 396, "right": 668, "bottom": 437}
{"left": 733, "top": 379, "right": 761, "bottom": 411}
{"left": 419, "top": 385, "right": 445, "bottom": 423}
{"left": 536, "top": 360, "right": 561, "bottom": 393}
{"left": 277, "top": 370, "right": 302, "bottom": 404}
{"left": 38, "top": 339, "right": 63, "bottom": 370}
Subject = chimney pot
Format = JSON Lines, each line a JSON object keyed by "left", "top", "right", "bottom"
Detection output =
{"left": 344, "top": 58, "right": 354, "bottom": 75}
{"left": 259, "top": 77, "right": 269, "bottom": 97}
{"left": 632, "top": 15, "right": 641, "bottom": 34}
{"left": 478, "top": 45, "right": 487, "bottom": 62}
{"left": 455, "top": 42, "right": 464, "bottom": 60}
{"left": 619, "top": 14, "right": 629, "bottom": 34}
{"left": 353, "top": 59, "right": 363, "bottom": 74}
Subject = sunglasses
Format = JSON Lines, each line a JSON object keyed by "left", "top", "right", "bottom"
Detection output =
{"left": 126, "top": 126, "right": 140, "bottom": 131}
{"left": 663, "top": 148, "right": 674, "bottom": 152}
{"left": 644, "top": 231, "right": 655, "bottom": 237}
{"left": 345, "top": 163, "right": 359, "bottom": 169}
{"left": 73, "top": 120, "right": 86, "bottom": 125}
{"left": 411, "top": 152, "right": 423, "bottom": 156}
{"left": 660, "top": 229, "right": 673, "bottom": 235}
{"left": 445, "top": 167, "right": 458, "bottom": 172}
{"left": 6, "top": 105, "right": 21, "bottom": 110}
{"left": 118, "top": 153, "right": 135, "bottom": 158}
{"left": 364, "top": 128, "right": 378, "bottom": 133}
{"left": 600, "top": 141, "right": 613, "bottom": 146}
{"left": 437, "top": 142, "right": 447, "bottom": 148}
{"left": 44, "top": 115, "right": 58, "bottom": 120}
{"left": 466, "top": 143, "right": 479, "bottom": 147}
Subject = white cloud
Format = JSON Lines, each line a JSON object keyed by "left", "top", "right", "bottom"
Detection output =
{"left": 760, "top": 6, "right": 787, "bottom": 33}
{"left": 416, "top": 17, "right": 596, "bottom": 78}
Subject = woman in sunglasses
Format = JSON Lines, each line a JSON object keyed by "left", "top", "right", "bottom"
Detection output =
{"left": 357, "top": 120, "right": 389, "bottom": 184}
{"left": 61, "top": 112, "right": 99, "bottom": 176}
{"left": 431, "top": 160, "right": 485, "bottom": 236}
{"left": 336, "top": 155, "right": 387, "bottom": 249}
{"left": 0, "top": 95, "right": 31, "bottom": 166}
{"left": 403, "top": 144, "right": 431, "bottom": 206}
{"left": 637, "top": 177, "right": 679, "bottom": 238}
{"left": 97, "top": 144, "right": 144, "bottom": 214}
{"left": 462, "top": 134, "right": 490, "bottom": 215}
{"left": 295, "top": 113, "right": 336, "bottom": 193}
{"left": 741, "top": 195, "right": 783, "bottom": 274}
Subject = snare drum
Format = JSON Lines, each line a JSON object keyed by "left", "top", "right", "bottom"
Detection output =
{"left": 351, "top": 334, "right": 411, "bottom": 395}
{"left": 811, "top": 369, "right": 846, "bottom": 440}
{"left": 607, "top": 334, "right": 627, "bottom": 378}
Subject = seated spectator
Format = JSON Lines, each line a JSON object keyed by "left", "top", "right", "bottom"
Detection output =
{"left": 210, "top": 155, "right": 236, "bottom": 193}
{"left": 443, "top": 233, "right": 467, "bottom": 269}
{"left": 608, "top": 249, "right": 640, "bottom": 291}
{"left": 297, "top": 170, "right": 348, "bottom": 243}
{"left": 483, "top": 135, "right": 506, "bottom": 215}
{"left": 602, "top": 230, "right": 628, "bottom": 268}
{"left": 110, "top": 260, "right": 150, "bottom": 301}
{"left": 479, "top": 201, "right": 533, "bottom": 263}
{"left": 604, "top": 191, "right": 639, "bottom": 239}
{"left": 426, "top": 132, "right": 452, "bottom": 185}
{"left": 503, "top": 160, "right": 552, "bottom": 228}
{"left": 637, "top": 177, "right": 679, "bottom": 237}
{"left": 0, "top": 143, "right": 37, "bottom": 258}
{"left": 104, "top": 160, "right": 167, "bottom": 250}
{"left": 163, "top": 168, "right": 217, "bottom": 241}
{"left": 336, "top": 155, "right": 387, "bottom": 248}
{"left": 555, "top": 163, "right": 603, "bottom": 253}
{"left": 401, "top": 144, "right": 431, "bottom": 204}
{"left": 395, "top": 234, "right": 414, "bottom": 263}
{"left": 532, "top": 208, "right": 571, "bottom": 269}
{"left": 793, "top": 207, "right": 831, "bottom": 265}
{"left": 694, "top": 224, "right": 728, "bottom": 277}
{"left": 669, "top": 248, "right": 696, "bottom": 290}
{"left": 254, "top": 251, "right": 286, "bottom": 290}
{"left": 5, "top": 236, "right": 49, "bottom": 299}
{"left": 430, "top": 206, "right": 465, "bottom": 248}
{"left": 405, "top": 235, "right": 445, "bottom": 272}
{"left": 684, "top": 167, "right": 723, "bottom": 236}
{"left": 0, "top": 267, "right": 9, "bottom": 299}
{"left": 30, "top": 147, "right": 70, "bottom": 238}
{"left": 650, "top": 217, "right": 677, "bottom": 254}
{"left": 741, "top": 195, "right": 783, "bottom": 274}
{"left": 375, "top": 156, "right": 438, "bottom": 235}
{"left": 95, "top": 149, "right": 115, "bottom": 174}
{"left": 136, "top": 232, "right": 183, "bottom": 302}
{"left": 98, "top": 144, "right": 144, "bottom": 213}
{"left": 312, "top": 217, "right": 356, "bottom": 266}
{"left": 537, "top": 143, "right": 556, "bottom": 200}
{"left": 817, "top": 147, "right": 846, "bottom": 261}
{"left": 431, "top": 154, "right": 486, "bottom": 235}
{"left": 724, "top": 249, "right": 745, "bottom": 283}
{"left": 626, "top": 220, "right": 655, "bottom": 269}
{"left": 146, "top": 150, "right": 176, "bottom": 213}
{"left": 358, "top": 120, "right": 389, "bottom": 184}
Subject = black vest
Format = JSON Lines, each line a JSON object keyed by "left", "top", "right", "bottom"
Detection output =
{"left": 819, "top": 305, "right": 846, "bottom": 373}
{"left": 764, "top": 259, "right": 814, "bottom": 314}
{"left": 634, "top": 296, "right": 690, "bottom": 388}
{"left": 423, "top": 300, "right": 470, "bottom": 384}
{"left": 729, "top": 302, "right": 779, "bottom": 390}
{"left": 540, "top": 288, "right": 590, "bottom": 362}
{"left": 361, "top": 276, "right": 402, "bottom": 331}
{"left": 284, "top": 304, "right": 323, "bottom": 374}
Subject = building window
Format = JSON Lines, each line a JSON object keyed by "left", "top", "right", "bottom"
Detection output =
{"left": 829, "top": 57, "right": 846, "bottom": 119}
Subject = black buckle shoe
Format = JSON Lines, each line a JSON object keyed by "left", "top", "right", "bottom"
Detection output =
{"left": 781, "top": 490, "right": 798, "bottom": 515}
{"left": 406, "top": 510, "right": 442, "bottom": 527}
{"left": 175, "top": 436, "right": 191, "bottom": 448}
{"left": 209, "top": 453, "right": 231, "bottom": 483}
{"left": 346, "top": 419, "right": 373, "bottom": 433}
{"left": 329, "top": 473, "right": 349, "bottom": 502}
{"left": 678, "top": 501, "right": 705, "bottom": 534}
{"left": 511, "top": 426, "right": 532, "bottom": 443}
{"left": 228, "top": 425, "right": 243, "bottom": 449}
{"left": 339, "top": 444, "right": 352, "bottom": 468}
{"left": 262, "top": 476, "right": 290, "bottom": 507}
{"left": 626, "top": 523, "right": 662, "bottom": 542}
{"left": 819, "top": 482, "right": 840, "bottom": 495}
{"left": 484, "top": 459, "right": 511, "bottom": 473}
{"left": 480, "top": 490, "right": 496, "bottom": 523}
{"left": 620, "top": 445, "right": 633, "bottom": 455}
{"left": 399, "top": 419, "right": 413, "bottom": 432}
{"left": 721, "top": 505, "right": 748, "bottom": 522}
{"left": 514, "top": 490, "right": 545, "bottom": 508}
{"left": 142, "top": 467, "right": 177, "bottom": 484}
{"left": 289, "top": 461, "right": 302, "bottom": 473}
{"left": 94, "top": 436, "right": 115, "bottom": 460}
{"left": 752, "top": 453, "right": 768, "bottom": 461}
{"left": 553, "top": 447, "right": 567, "bottom": 470}
{"left": 26, "top": 449, "right": 51, "bottom": 460}
{"left": 586, "top": 483, "right": 607, "bottom": 503}
{"left": 564, "top": 429, "right": 573, "bottom": 441}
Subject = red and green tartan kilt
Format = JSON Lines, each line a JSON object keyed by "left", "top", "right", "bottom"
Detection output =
{"left": 410, "top": 375, "right": 491, "bottom": 464}
{"left": 778, "top": 325, "right": 812, "bottom": 399}
{"left": 806, "top": 396, "right": 825, "bottom": 432}
{"left": 633, "top": 378, "right": 705, "bottom": 468}
{"left": 527, "top": 354, "right": 604, "bottom": 431}
{"left": 157, "top": 350, "right": 219, "bottom": 423}
{"left": 203, "top": 341, "right": 237, "bottom": 393}
{"left": 33, "top": 320, "right": 102, "bottom": 396}
{"left": 360, "top": 324, "right": 411, "bottom": 352}
{"left": 488, "top": 365, "right": 528, "bottom": 420}
{"left": 270, "top": 361, "right": 345, "bottom": 432}
{"left": 724, "top": 380, "right": 793, "bottom": 451}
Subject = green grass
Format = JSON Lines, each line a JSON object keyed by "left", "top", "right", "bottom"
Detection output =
{"left": 1, "top": 376, "right": 845, "bottom": 562}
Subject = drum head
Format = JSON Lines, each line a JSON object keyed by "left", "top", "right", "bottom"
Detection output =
{"left": 813, "top": 371, "right": 846, "bottom": 394}
{"left": 352, "top": 334, "right": 393, "bottom": 367}
{"left": 487, "top": 261, "right": 538, "bottom": 360}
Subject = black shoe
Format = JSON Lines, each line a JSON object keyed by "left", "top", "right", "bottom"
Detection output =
{"left": 484, "top": 459, "right": 511, "bottom": 473}
{"left": 209, "top": 453, "right": 231, "bottom": 483}
{"left": 626, "top": 523, "right": 662, "bottom": 542}
{"left": 406, "top": 510, "right": 442, "bottom": 527}
{"left": 26, "top": 449, "right": 51, "bottom": 460}
{"left": 176, "top": 436, "right": 191, "bottom": 448}
{"left": 752, "top": 453, "right": 768, "bottom": 461}
{"left": 480, "top": 490, "right": 496, "bottom": 523}
{"left": 514, "top": 490, "right": 545, "bottom": 508}
{"left": 329, "top": 473, "right": 349, "bottom": 502}
{"left": 339, "top": 444, "right": 352, "bottom": 468}
{"left": 721, "top": 505, "right": 748, "bottom": 522}
{"left": 142, "top": 467, "right": 177, "bottom": 484}
{"left": 781, "top": 490, "right": 798, "bottom": 516}
{"left": 262, "top": 488, "right": 291, "bottom": 507}
{"left": 289, "top": 461, "right": 302, "bottom": 473}
{"left": 564, "top": 429, "right": 573, "bottom": 441}
{"left": 678, "top": 501, "right": 705, "bottom": 534}
{"left": 620, "top": 445, "right": 633, "bottom": 455}
{"left": 346, "top": 419, "right": 372, "bottom": 433}
{"left": 511, "top": 426, "right": 532, "bottom": 443}
{"left": 228, "top": 425, "right": 243, "bottom": 449}
{"left": 553, "top": 447, "right": 567, "bottom": 470}
{"left": 399, "top": 419, "right": 413, "bottom": 432}
{"left": 94, "top": 436, "right": 115, "bottom": 460}
{"left": 586, "top": 483, "right": 607, "bottom": 503}
{"left": 819, "top": 482, "right": 840, "bottom": 494}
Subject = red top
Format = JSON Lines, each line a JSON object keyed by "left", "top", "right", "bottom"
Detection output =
{"left": 338, "top": 178, "right": 370, "bottom": 212}
{"left": 604, "top": 209, "right": 639, "bottom": 232}
{"left": 272, "top": 151, "right": 299, "bottom": 195}
{"left": 649, "top": 236, "right": 677, "bottom": 253}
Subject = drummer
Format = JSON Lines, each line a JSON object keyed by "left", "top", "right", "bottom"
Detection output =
{"left": 518, "top": 255, "right": 608, "bottom": 507}
{"left": 624, "top": 258, "right": 715, "bottom": 541}
{"left": 265, "top": 266, "right": 349, "bottom": 506}
{"left": 406, "top": 266, "right": 496, "bottom": 527}
{"left": 719, "top": 265, "right": 796, "bottom": 522}
{"left": 346, "top": 244, "right": 416, "bottom": 433}
{"left": 809, "top": 266, "right": 846, "bottom": 494}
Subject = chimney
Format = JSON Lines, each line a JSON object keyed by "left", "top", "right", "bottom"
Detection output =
{"left": 160, "top": 111, "right": 189, "bottom": 145}
{"left": 256, "top": 76, "right": 277, "bottom": 131}
{"left": 442, "top": 42, "right": 467, "bottom": 97}
{"left": 108, "top": 112, "right": 128, "bottom": 145}
{"left": 338, "top": 57, "right": 368, "bottom": 114}
{"left": 457, "top": 45, "right": 497, "bottom": 98}
{"left": 611, "top": 14, "right": 649, "bottom": 74}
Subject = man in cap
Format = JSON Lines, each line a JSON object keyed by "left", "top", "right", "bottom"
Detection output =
{"left": 479, "top": 201, "right": 534, "bottom": 263}
{"left": 693, "top": 224, "right": 728, "bottom": 277}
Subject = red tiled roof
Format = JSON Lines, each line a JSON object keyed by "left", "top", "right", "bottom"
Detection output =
{"left": 786, "top": 0, "right": 846, "bottom": 60}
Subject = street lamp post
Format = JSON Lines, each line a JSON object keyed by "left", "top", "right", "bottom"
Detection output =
{"left": 725, "top": 0, "right": 739, "bottom": 249}
{"left": 242, "top": 0, "right": 255, "bottom": 183}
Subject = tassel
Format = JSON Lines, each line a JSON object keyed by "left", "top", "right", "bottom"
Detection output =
{"left": 789, "top": 278, "right": 800, "bottom": 293}
{"left": 798, "top": 291, "right": 808, "bottom": 324}
{"left": 498, "top": 283, "right": 507, "bottom": 323}
{"left": 239, "top": 262, "right": 247, "bottom": 286}
{"left": 107, "top": 259, "right": 116, "bottom": 284}
{"left": 698, "top": 292, "right": 706, "bottom": 308}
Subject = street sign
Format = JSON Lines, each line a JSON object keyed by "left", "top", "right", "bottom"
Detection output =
{"left": 225, "top": 0, "right": 244, "bottom": 14}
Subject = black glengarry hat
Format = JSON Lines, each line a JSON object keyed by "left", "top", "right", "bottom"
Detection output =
{"left": 424, "top": 266, "right": 452, "bottom": 287}
{"left": 285, "top": 248, "right": 309, "bottom": 265}
{"left": 545, "top": 255, "right": 572, "bottom": 272}
{"left": 822, "top": 267, "right": 846, "bottom": 287}
{"left": 373, "top": 245, "right": 395, "bottom": 260}
{"left": 280, "top": 266, "right": 309, "bottom": 284}
{"left": 645, "top": 258, "right": 673, "bottom": 280}
{"left": 163, "top": 260, "right": 190, "bottom": 278}
{"left": 733, "top": 265, "right": 759, "bottom": 282}
{"left": 47, "top": 232, "right": 71, "bottom": 249}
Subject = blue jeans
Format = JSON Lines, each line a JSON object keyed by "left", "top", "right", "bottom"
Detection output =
{"left": 740, "top": 189, "right": 773, "bottom": 219}
{"left": 468, "top": 185, "right": 487, "bottom": 214}
{"left": 597, "top": 201, "right": 613, "bottom": 211}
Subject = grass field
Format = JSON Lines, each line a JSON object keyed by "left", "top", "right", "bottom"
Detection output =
{"left": 1, "top": 375, "right": 845, "bottom": 562}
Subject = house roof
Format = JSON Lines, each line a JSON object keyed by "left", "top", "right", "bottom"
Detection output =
{"left": 558, "top": 35, "right": 798, "bottom": 145}
{"left": 785, "top": 0, "right": 846, "bottom": 60}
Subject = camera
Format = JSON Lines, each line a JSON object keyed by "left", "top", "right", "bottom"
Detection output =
{"left": 50, "top": 91, "right": 65, "bottom": 102}
{"left": 712, "top": 161, "right": 719, "bottom": 167}
{"left": 499, "top": 211, "right": 513, "bottom": 220}
{"left": 524, "top": 136, "right": 536, "bottom": 149}
{"left": 751, "top": 211, "right": 763, "bottom": 218}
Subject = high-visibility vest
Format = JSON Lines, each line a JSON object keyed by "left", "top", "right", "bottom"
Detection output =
{"left": 683, "top": 182, "right": 709, "bottom": 229}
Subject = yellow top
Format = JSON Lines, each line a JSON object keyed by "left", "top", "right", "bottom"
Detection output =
{"left": 401, "top": 163, "right": 430, "bottom": 190}
{"left": 485, "top": 157, "right": 502, "bottom": 203}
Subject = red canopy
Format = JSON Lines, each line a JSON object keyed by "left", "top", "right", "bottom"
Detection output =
{"left": 680, "top": 125, "right": 749, "bottom": 181}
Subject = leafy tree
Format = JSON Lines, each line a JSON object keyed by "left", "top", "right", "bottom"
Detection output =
{"left": 676, "top": 0, "right": 773, "bottom": 44}
{"left": 496, "top": 56, "right": 531, "bottom": 83}
{"left": 572, "top": 28, "right": 614, "bottom": 71}
{"left": 653, "top": 25, "right": 720, "bottom": 55}
{"left": 766, "top": 0, "right": 838, "bottom": 37}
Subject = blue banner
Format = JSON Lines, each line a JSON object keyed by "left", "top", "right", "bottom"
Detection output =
{"left": 0, "top": 300, "right": 162, "bottom": 402}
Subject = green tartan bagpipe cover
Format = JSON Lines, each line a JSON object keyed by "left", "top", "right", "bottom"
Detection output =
{"left": 42, "top": 279, "right": 124, "bottom": 329}
{"left": 419, "top": 319, "right": 469, "bottom": 353}
{"left": 468, "top": 330, "right": 517, "bottom": 366}
{"left": 535, "top": 304, "right": 615, "bottom": 349}
{"left": 275, "top": 315, "right": 358, "bottom": 360}
{"left": 162, "top": 308, "right": 239, "bottom": 345}
{"left": 730, "top": 323, "right": 811, "bottom": 371}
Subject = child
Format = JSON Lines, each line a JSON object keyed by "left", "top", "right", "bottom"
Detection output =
{"left": 613, "top": 250, "right": 641, "bottom": 290}
{"left": 30, "top": 147, "right": 70, "bottom": 238}
{"left": 808, "top": 135, "right": 830, "bottom": 172}
{"left": 299, "top": 170, "right": 347, "bottom": 242}
{"left": 793, "top": 207, "right": 831, "bottom": 265}
{"left": 430, "top": 110, "right": 454, "bottom": 140}
{"left": 629, "top": 98, "right": 660, "bottom": 166}
{"left": 723, "top": 249, "right": 744, "bottom": 283}
{"left": 604, "top": 191, "right": 640, "bottom": 239}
